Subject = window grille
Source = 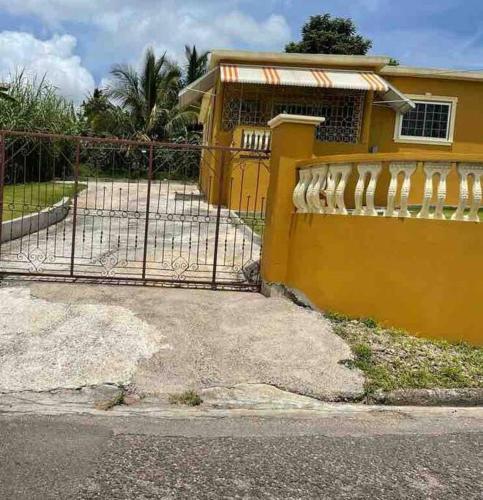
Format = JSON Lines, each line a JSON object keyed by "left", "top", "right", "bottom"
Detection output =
{"left": 222, "top": 84, "right": 365, "bottom": 144}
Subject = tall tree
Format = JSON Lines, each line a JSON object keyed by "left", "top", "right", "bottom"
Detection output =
{"left": 285, "top": 14, "right": 372, "bottom": 55}
{"left": 81, "top": 88, "right": 133, "bottom": 137}
{"left": 184, "top": 45, "right": 209, "bottom": 85}
{"left": 107, "top": 47, "right": 198, "bottom": 141}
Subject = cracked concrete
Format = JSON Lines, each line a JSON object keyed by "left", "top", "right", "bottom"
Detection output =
{"left": 0, "top": 286, "right": 169, "bottom": 392}
{"left": 0, "top": 282, "right": 364, "bottom": 404}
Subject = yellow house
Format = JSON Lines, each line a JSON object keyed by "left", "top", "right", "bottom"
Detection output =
{"left": 179, "top": 49, "right": 483, "bottom": 212}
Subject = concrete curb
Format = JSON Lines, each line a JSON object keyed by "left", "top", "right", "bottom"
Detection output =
{"left": 368, "top": 388, "right": 483, "bottom": 407}
{"left": 2, "top": 388, "right": 483, "bottom": 417}
{"left": 1, "top": 196, "right": 71, "bottom": 243}
{"left": 228, "top": 209, "right": 263, "bottom": 248}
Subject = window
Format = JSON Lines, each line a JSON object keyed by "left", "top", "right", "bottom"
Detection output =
{"left": 270, "top": 93, "right": 364, "bottom": 143}
{"left": 222, "top": 84, "right": 365, "bottom": 144}
{"left": 395, "top": 96, "right": 457, "bottom": 145}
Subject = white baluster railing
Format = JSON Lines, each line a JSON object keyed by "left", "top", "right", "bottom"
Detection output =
{"left": 293, "top": 160, "right": 481, "bottom": 223}
{"left": 242, "top": 129, "right": 271, "bottom": 151}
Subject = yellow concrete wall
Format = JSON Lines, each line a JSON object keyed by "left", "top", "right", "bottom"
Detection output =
{"left": 224, "top": 155, "right": 270, "bottom": 212}
{"left": 285, "top": 215, "right": 483, "bottom": 345}
{"left": 262, "top": 116, "right": 483, "bottom": 346}
{"left": 199, "top": 78, "right": 230, "bottom": 205}
{"left": 262, "top": 118, "right": 320, "bottom": 283}
{"left": 370, "top": 76, "right": 483, "bottom": 154}
{"left": 222, "top": 126, "right": 271, "bottom": 212}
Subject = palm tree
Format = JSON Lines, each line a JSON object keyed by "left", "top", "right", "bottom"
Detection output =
{"left": 184, "top": 45, "right": 209, "bottom": 85}
{"left": 107, "top": 47, "right": 198, "bottom": 141}
{"left": 82, "top": 88, "right": 133, "bottom": 137}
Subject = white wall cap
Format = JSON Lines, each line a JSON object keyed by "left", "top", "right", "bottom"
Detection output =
{"left": 268, "top": 114, "right": 326, "bottom": 129}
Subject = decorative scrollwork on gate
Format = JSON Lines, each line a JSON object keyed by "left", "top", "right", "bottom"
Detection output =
{"left": 17, "top": 247, "right": 55, "bottom": 273}
{"left": 94, "top": 249, "right": 127, "bottom": 277}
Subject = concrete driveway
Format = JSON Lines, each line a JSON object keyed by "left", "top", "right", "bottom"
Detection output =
{"left": 0, "top": 180, "right": 261, "bottom": 284}
{"left": 0, "top": 281, "right": 363, "bottom": 403}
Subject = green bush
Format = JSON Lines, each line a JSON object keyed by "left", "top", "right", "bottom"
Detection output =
{"left": 0, "top": 72, "right": 82, "bottom": 135}
{"left": 0, "top": 73, "right": 82, "bottom": 183}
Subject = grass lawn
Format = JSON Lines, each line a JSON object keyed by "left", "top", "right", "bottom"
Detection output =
{"left": 407, "top": 205, "right": 483, "bottom": 221}
{"left": 236, "top": 211, "right": 265, "bottom": 236}
{"left": 2, "top": 182, "right": 84, "bottom": 222}
{"left": 327, "top": 313, "right": 483, "bottom": 395}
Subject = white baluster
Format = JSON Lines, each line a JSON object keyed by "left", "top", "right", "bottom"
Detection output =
{"left": 292, "top": 171, "right": 305, "bottom": 212}
{"left": 306, "top": 166, "right": 328, "bottom": 214}
{"left": 452, "top": 165, "right": 469, "bottom": 221}
{"left": 385, "top": 162, "right": 417, "bottom": 218}
{"left": 434, "top": 166, "right": 451, "bottom": 220}
{"left": 242, "top": 131, "right": 248, "bottom": 149}
{"left": 325, "top": 171, "right": 337, "bottom": 215}
{"left": 386, "top": 167, "right": 399, "bottom": 217}
{"left": 455, "top": 164, "right": 483, "bottom": 222}
{"left": 417, "top": 162, "right": 452, "bottom": 219}
{"left": 300, "top": 170, "right": 313, "bottom": 213}
{"left": 328, "top": 164, "right": 352, "bottom": 215}
{"left": 418, "top": 171, "right": 434, "bottom": 219}
{"left": 399, "top": 165, "right": 416, "bottom": 218}
{"left": 354, "top": 168, "right": 366, "bottom": 216}
{"left": 305, "top": 171, "right": 318, "bottom": 214}
{"left": 468, "top": 167, "right": 482, "bottom": 222}
{"left": 354, "top": 163, "right": 382, "bottom": 216}
{"left": 293, "top": 169, "right": 312, "bottom": 213}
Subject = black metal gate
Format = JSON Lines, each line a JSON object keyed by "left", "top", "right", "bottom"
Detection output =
{"left": 0, "top": 131, "right": 268, "bottom": 290}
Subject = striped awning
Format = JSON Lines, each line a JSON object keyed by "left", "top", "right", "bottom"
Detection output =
{"left": 179, "top": 64, "right": 414, "bottom": 113}
{"left": 220, "top": 64, "right": 389, "bottom": 92}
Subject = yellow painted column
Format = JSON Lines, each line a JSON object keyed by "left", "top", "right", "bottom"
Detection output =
{"left": 261, "top": 114, "right": 324, "bottom": 283}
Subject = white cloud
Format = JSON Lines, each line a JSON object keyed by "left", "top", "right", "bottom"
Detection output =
{"left": 0, "top": 31, "right": 95, "bottom": 103}
{"left": 0, "top": 1, "right": 290, "bottom": 52}
{"left": 215, "top": 12, "right": 290, "bottom": 47}
{"left": 0, "top": 1, "right": 291, "bottom": 99}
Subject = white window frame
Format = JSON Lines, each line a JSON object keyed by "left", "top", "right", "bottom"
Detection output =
{"left": 394, "top": 95, "right": 458, "bottom": 146}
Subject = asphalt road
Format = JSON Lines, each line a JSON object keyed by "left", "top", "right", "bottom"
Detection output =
{"left": 1, "top": 408, "right": 482, "bottom": 499}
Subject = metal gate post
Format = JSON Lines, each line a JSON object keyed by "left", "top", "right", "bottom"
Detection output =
{"left": 69, "top": 139, "right": 81, "bottom": 277}
{"left": 211, "top": 149, "right": 226, "bottom": 289}
{"left": 142, "top": 144, "right": 154, "bottom": 280}
{"left": 0, "top": 134, "right": 5, "bottom": 259}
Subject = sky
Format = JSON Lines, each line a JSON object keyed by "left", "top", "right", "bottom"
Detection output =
{"left": 0, "top": 0, "right": 481, "bottom": 103}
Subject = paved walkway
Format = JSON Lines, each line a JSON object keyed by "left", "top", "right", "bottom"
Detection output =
{"left": 0, "top": 282, "right": 363, "bottom": 401}
{"left": 0, "top": 180, "right": 261, "bottom": 284}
